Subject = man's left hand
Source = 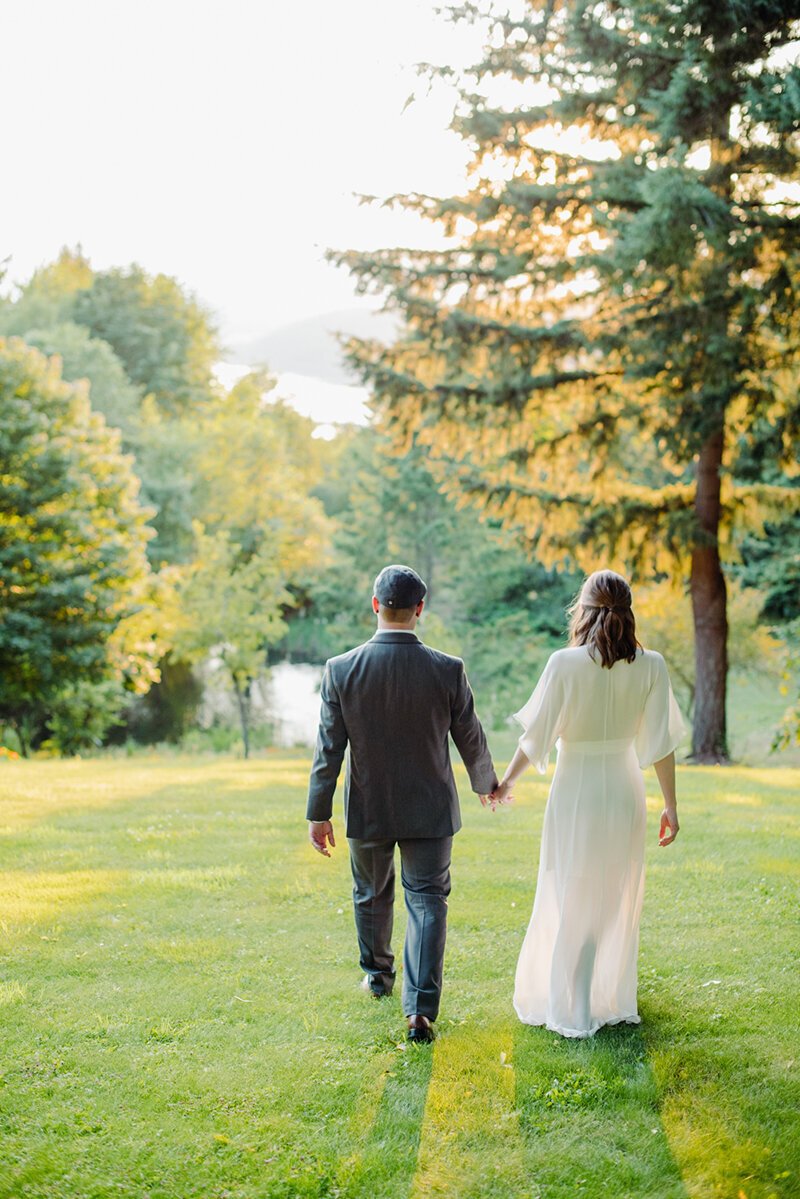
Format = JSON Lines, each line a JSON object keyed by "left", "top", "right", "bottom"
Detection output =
{"left": 309, "top": 820, "right": 336, "bottom": 857}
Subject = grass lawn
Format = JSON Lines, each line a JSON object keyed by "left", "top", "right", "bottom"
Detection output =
{"left": 0, "top": 748, "right": 798, "bottom": 1199}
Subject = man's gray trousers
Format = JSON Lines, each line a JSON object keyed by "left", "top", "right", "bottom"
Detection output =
{"left": 347, "top": 836, "right": 452, "bottom": 1020}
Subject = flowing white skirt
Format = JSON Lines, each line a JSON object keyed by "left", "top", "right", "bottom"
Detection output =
{"left": 513, "top": 740, "right": 647, "bottom": 1038}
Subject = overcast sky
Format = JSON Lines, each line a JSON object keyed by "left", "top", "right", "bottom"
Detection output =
{"left": 2, "top": 0, "right": 486, "bottom": 342}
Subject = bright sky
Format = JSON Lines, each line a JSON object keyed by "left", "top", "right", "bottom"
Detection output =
{"left": 2, "top": 0, "right": 485, "bottom": 343}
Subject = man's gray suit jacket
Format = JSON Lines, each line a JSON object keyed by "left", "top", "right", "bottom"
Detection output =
{"left": 306, "top": 630, "right": 497, "bottom": 841}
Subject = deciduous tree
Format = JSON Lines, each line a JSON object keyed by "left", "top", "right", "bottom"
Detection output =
{"left": 1, "top": 249, "right": 221, "bottom": 419}
{"left": 162, "top": 374, "right": 330, "bottom": 755}
{"left": 71, "top": 265, "right": 221, "bottom": 417}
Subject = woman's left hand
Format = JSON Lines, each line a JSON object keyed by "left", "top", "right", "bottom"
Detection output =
{"left": 658, "top": 807, "right": 679, "bottom": 846}
{"left": 483, "top": 779, "right": 515, "bottom": 811}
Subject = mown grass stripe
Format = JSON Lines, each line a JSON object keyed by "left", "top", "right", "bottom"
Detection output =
{"left": 410, "top": 1026, "right": 533, "bottom": 1198}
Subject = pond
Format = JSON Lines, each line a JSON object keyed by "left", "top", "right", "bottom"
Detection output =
{"left": 265, "top": 662, "right": 324, "bottom": 747}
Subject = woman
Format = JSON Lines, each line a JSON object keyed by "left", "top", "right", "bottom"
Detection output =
{"left": 490, "top": 569, "right": 685, "bottom": 1039}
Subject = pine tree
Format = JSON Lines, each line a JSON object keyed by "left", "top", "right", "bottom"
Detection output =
{"left": 333, "top": 0, "right": 800, "bottom": 761}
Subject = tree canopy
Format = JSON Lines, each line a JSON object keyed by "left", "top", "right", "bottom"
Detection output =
{"left": 21, "top": 321, "right": 142, "bottom": 435}
{"left": 0, "top": 250, "right": 225, "bottom": 570}
{"left": 334, "top": 0, "right": 800, "bottom": 761}
{"left": 71, "top": 265, "right": 221, "bottom": 417}
{"left": 0, "top": 248, "right": 221, "bottom": 420}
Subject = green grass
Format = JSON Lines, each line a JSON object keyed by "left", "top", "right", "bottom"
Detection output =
{"left": 726, "top": 673, "right": 800, "bottom": 767}
{"left": 0, "top": 750, "right": 798, "bottom": 1199}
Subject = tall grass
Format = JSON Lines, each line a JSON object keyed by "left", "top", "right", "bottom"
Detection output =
{"left": 0, "top": 752, "right": 797, "bottom": 1198}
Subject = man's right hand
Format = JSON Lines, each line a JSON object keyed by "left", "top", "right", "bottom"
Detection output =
{"left": 309, "top": 820, "right": 336, "bottom": 857}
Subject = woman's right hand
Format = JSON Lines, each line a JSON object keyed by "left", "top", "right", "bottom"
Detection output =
{"left": 654, "top": 754, "right": 679, "bottom": 846}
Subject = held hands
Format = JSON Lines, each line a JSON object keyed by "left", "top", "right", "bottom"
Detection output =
{"left": 659, "top": 807, "right": 679, "bottom": 847}
{"left": 309, "top": 820, "right": 336, "bottom": 857}
{"left": 481, "top": 778, "right": 515, "bottom": 812}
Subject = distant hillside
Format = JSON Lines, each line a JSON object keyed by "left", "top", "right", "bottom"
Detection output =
{"left": 228, "top": 308, "right": 401, "bottom": 386}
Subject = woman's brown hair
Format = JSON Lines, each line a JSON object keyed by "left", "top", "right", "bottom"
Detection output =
{"left": 568, "top": 570, "right": 640, "bottom": 668}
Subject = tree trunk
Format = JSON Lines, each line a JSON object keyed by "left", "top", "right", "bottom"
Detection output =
{"left": 690, "top": 427, "right": 729, "bottom": 763}
{"left": 13, "top": 719, "right": 28, "bottom": 758}
{"left": 232, "top": 674, "right": 251, "bottom": 760}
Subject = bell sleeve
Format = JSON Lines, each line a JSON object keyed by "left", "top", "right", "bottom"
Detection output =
{"left": 634, "top": 653, "right": 687, "bottom": 769}
{"left": 512, "top": 655, "right": 565, "bottom": 774}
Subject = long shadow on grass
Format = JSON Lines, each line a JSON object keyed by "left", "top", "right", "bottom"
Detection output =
{"left": 641, "top": 1001, "right": 800, "bottom": 1197}
{"left": 513, "top": 1020, "right": 690, "bottom": 1199}
{"left": 349, "top": 1045, "right": 434, "bottom": 1197}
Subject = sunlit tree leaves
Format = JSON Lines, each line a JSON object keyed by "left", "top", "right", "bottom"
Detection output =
{"left": 334, "top": 0, "right": 800, "bottom": 761}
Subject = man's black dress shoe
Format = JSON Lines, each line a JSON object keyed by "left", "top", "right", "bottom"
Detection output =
{"left": 360, "top": 974, "right": 389, "bottom": 998}
{"left": 407, "top": 1014, "right": 434, "bottom": 1043}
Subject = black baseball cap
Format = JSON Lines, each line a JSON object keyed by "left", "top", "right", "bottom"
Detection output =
{"left": 374, "top": 564, "right": 427, "bottom": 609}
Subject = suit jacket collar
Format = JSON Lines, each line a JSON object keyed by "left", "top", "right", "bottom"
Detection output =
{"left": 370, "top": 630, "right": 421, "bottom": 644}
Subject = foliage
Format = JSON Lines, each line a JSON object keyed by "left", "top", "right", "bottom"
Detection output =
{"left": 18, "top": 320, "right": 143, "bottom": 435}
{"left": 45, "top": 678, "right": 133, "bottom": 756}
{"left": 163, "top": 525, "right": 290, "bottom": 751}
{"left": 191, "top": 373, "right": 326, "bottom": 542}
{"left": 69, "top": 262, "right": 221, "bottom": 417}
{"left": 0, "top": 255, "right": 330, "bottom": 753}
{"left": 0, "top": 337, "right": 160, "bottom": 753}
{"left": 160, "top": 376, "right": 331, "bottom": 755}
{"left": 737, "top": 513, "right": 800, "bottom": 623}
{"left": 0, "top": 754, "right": 798, "bottom": 1197}
{"left": 0, "top": 246, "right": 93, "bottom": 334}
{"left": 774, "top": 617, "right": 800, "bottom": 749}
{"left": 291, "top": 423, "right": 478, "bottom": 652}
{"left": 282, "top": 423, "right": 579, "bottom": 726}
{"left": 1, "top": 248, "right": 221, "bottom": 421}
{"left": 333, "top": 1, "right": 800, "bottom": 763}
{"left": 0, "top": 248, "right": 223, "bottom": 559}
{"left": 114, "top": 656, "right": 204, "bottom": 746}
{"left": 126, "top": 399, "right": 205, "bottom": 567}
{"left": 635, "top": 579, "right": 784, "bottom": 717}
{"left": 0, "top": 251, "right": 145, "bottom": 444}
{"left": 0, "top": 252, "right": 221, "bottom": 571}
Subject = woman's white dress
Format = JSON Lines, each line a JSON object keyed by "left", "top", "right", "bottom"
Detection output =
{"left": 513, "top": 646, "right": 685, "bottom": 1039}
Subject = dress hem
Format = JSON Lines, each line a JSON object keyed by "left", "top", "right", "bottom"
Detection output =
{"left": 513, "top": 1007, "right": 641, "bottom": 1039}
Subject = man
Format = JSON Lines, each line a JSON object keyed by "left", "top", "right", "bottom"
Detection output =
{"left": 306, "top": 564, "right": 498, "bottom": 1043}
